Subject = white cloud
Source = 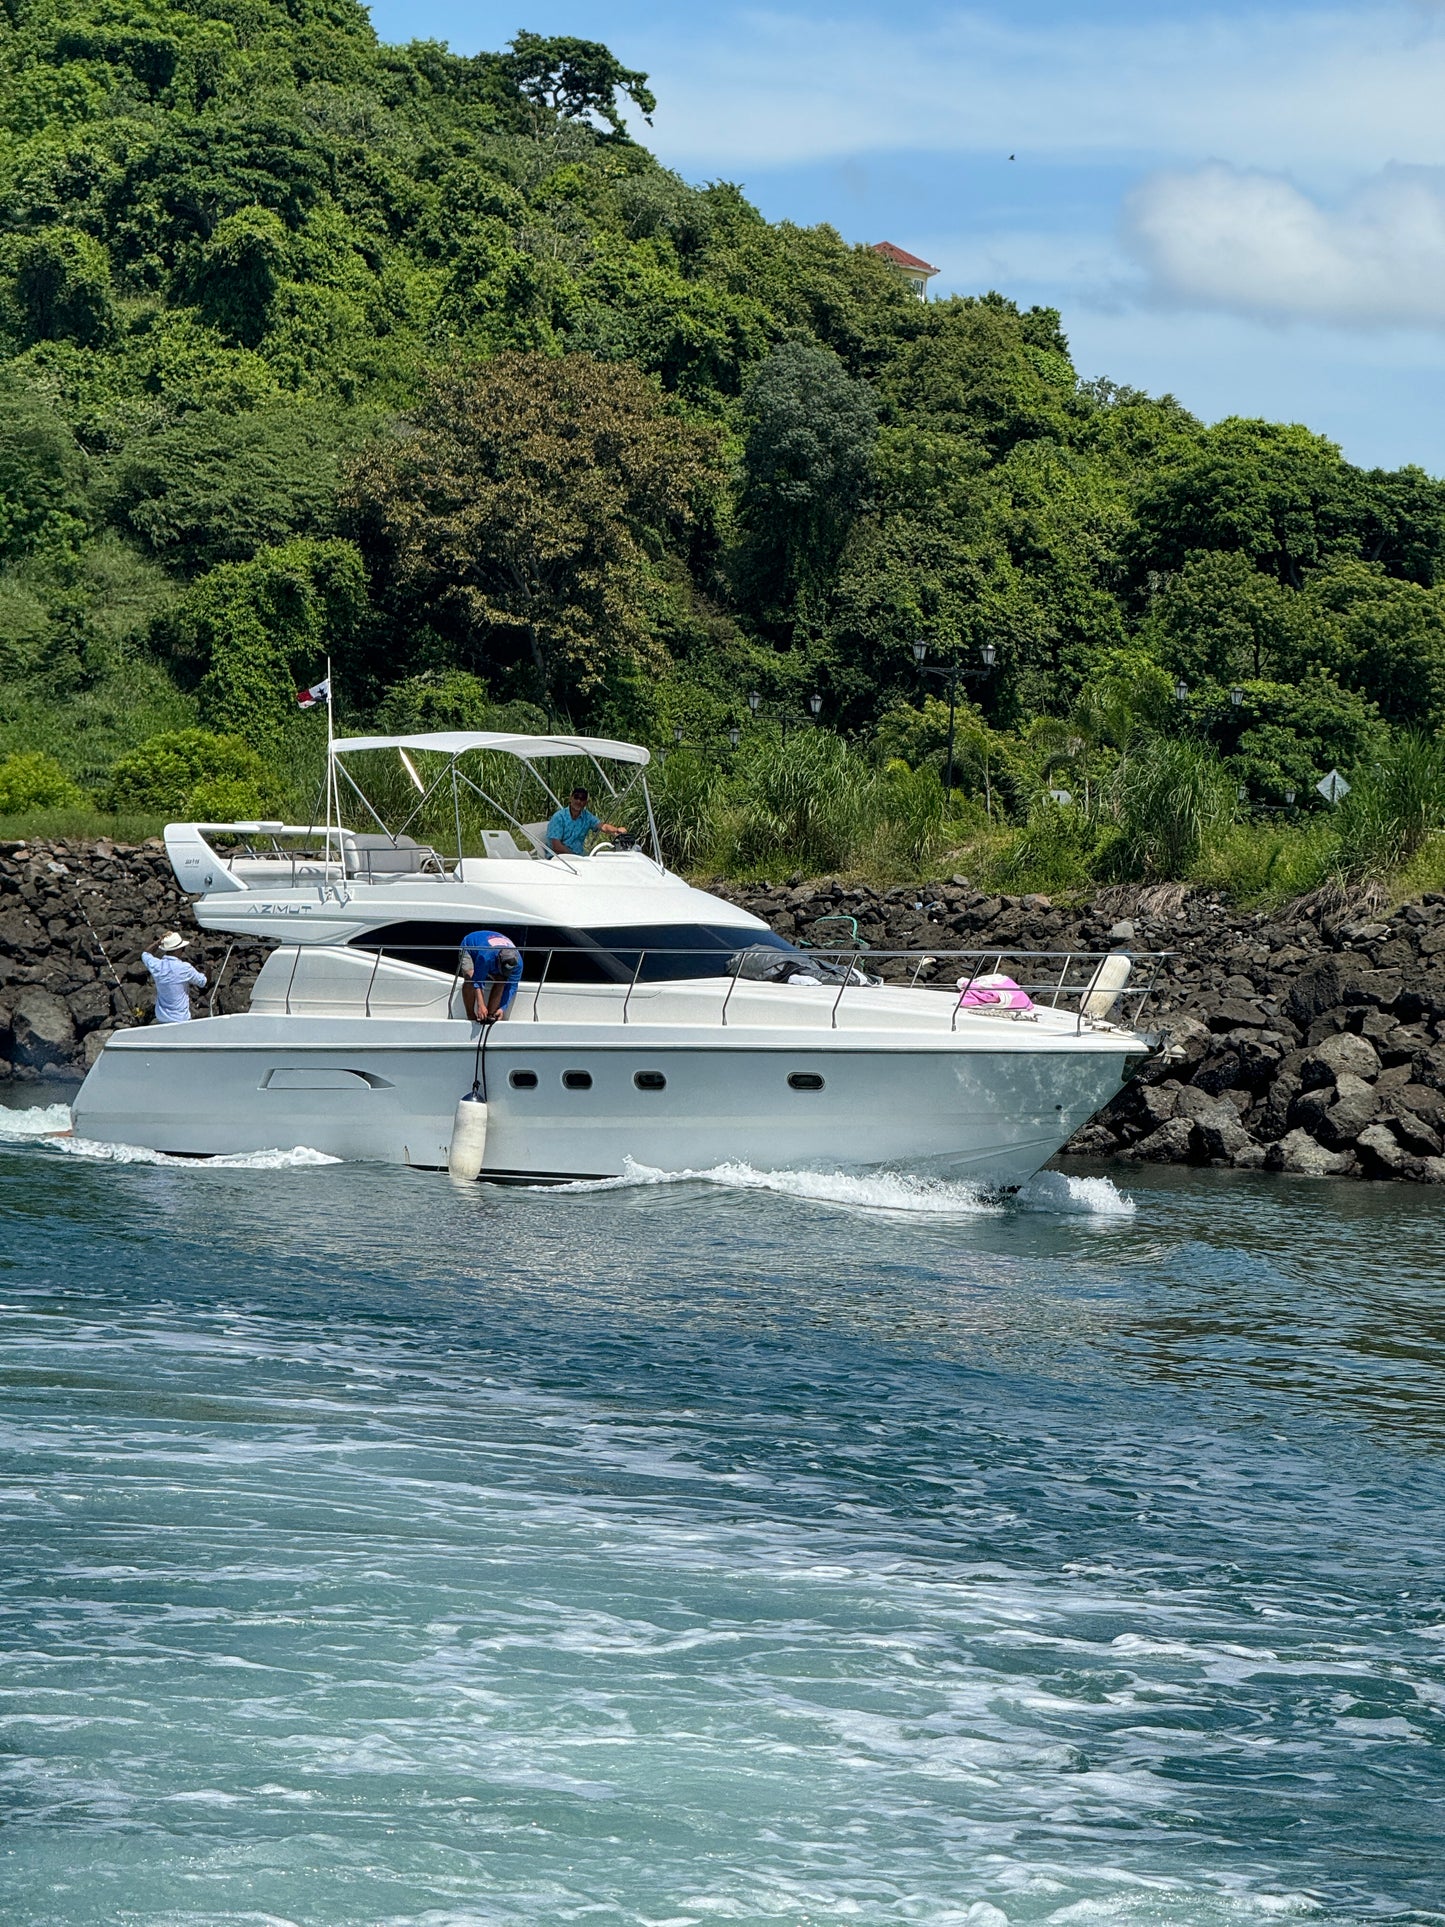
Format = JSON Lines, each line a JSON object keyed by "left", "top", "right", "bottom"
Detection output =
{"left": 1126, "top": 164, "right": 1445, "bottom": 328}
{"left": 641, "top": 5, "right": 1445, "bottom": 173}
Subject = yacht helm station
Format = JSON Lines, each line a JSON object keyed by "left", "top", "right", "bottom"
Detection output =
{"left": 74, "top": 730, "right": 1161, "bottom": 1187}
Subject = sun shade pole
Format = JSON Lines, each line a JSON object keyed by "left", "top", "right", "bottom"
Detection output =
{"left": 516, "top": 755, "right": 564, "bottom": 812}
{"left": 641, "top": 772, "right": 662, "bottom": 863}
{"left": 334, "top": 757, "right": 398, "bottom": 838}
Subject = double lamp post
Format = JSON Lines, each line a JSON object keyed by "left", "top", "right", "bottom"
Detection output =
{"left": 912, "top": 639, "right": 996, "bottom": 796}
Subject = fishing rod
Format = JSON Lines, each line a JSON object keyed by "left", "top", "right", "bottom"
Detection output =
{"left": 46, "top": 859, "right": 145, "bottom": 1026}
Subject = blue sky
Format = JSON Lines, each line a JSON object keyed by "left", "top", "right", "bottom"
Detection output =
{"left": 365, "top": 0, "right": 1445, "bottom": 473}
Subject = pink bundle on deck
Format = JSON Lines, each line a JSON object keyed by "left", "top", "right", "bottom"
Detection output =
{"left": 956, "top": 972, "right": 1035, "bottom": 1011}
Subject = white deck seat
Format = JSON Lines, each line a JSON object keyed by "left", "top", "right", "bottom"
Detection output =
{"left": 342, "top": 833, "right": 444, "bottom": 879}
{"left": 481, "top": 829, "right": 530, "bottom": 859}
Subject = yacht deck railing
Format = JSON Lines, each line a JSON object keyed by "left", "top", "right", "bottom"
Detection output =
{"left": 244, "top": 943, "right": 1170, "bottom": 1037}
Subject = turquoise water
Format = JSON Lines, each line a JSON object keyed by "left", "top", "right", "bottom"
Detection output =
{"left": 2, "top": 1097, "right": 1444, "bottom": 1927}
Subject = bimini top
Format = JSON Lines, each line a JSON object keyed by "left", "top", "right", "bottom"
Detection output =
{"left": 332, "top": 731, "right": 650, "bottom": 766}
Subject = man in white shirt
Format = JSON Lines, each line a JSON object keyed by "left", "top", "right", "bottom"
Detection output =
{"left": 141, "top": 931, "right": 207, "bottom": 1023}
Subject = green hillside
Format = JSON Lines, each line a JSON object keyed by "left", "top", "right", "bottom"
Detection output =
{"left": 1, "top": 0, "right": 1443, "bottom": 889}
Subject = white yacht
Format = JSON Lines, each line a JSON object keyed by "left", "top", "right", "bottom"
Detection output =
{"left": 72, "top": 732, "right": 1158, "bottom": 1185}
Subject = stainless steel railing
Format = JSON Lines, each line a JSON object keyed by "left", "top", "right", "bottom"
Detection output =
{"left": 262, "top": 942, "right": 1169, "bottom": 1036}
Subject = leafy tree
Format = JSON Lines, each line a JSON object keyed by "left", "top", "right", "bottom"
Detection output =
{"left": 500, "top": 32, "right": 656, "bottom": 133}
{"left": 736, "top": 340, "right": 877, "bottom": 623}
{"left": 375, "top": 668, "right": 548, "bottom": 735}
{"left": 1339, "top": 582, "right": 1445, "bottom": 728}
{"left": 155, "top": 538, "right": 368, "bottom": 746}
{"left": 0, "top": 750, "right": 84, "bottom": 814}
{"left": 1198, "top": 675, "right": 1386, "bottom": 802}
{"left": 106, "top": 405, "right": 355, "bottom": 573}
{"left": 107, "top": 728, "right": 272, "bottom": 814}
{"left": 1130, "top": 418, "right": 1355, "bottom": 589}
{"left": 1349, "top": 465, "right": 1445, "bottom": 586}
{"left": 881, "top": 293, "right": 1076, "bottom": 458}
{"left": 3, "top": 226, "right": 116, "bottom": 347}
{"left": 345, "top": 353, "right": 722, "bottom": 712}
{"left": 0, "top": 373, "right": 88, "bottom": 563}
{"left": 1140, "top": 550, "right": 1328, "bottom": 683}
{"left": 182, "top": 206, "right": 290, "bottom": 348}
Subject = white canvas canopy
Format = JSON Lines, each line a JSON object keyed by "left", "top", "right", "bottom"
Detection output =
{"left": 332, "top": 731, "right": 650, "bottom": 766}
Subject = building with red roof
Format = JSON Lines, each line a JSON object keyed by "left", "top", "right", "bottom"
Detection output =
{"left": 871, "top": 241, "right": 940, "bottom": 299}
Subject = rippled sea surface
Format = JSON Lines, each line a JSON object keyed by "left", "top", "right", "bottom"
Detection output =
{"left": 3, "top": 1094, "right": 1445, "bottom": 1927}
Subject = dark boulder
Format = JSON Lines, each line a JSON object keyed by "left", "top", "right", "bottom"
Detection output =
{"left": 11, "top": 988, "right": 77, "bottom": 1070}
{"left": 1314, "top": 1073, "right": 1379, "bottom": 1149}
{"left": 1300, "top": 1032, "right": 1381, "bottom": 1089}
{"left": 1355, "top": 1121, "right": 1408, "bottom": 1176}
{"left": 1121, "top": 1116, "right": 1195, "bottom": 1163}
{"left": 1264, "top": 1129, "right": 1354, "bottom": 1177}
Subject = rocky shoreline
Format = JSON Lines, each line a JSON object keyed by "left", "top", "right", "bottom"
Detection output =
{"left": 712, "top": 875, "right": 1445, "bottom": 1185}
{"left": 4, "top": 838, "right": 1444, "bottom": 1184}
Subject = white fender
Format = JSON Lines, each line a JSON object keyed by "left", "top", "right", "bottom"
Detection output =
{"left": 1082, "top": 951, "right": 1133, "bottom": 1021}
{"left": 447, "top": 1092, "right": 489, "bottom": 1181}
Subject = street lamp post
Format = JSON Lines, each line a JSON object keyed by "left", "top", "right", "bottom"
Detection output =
{"left": 913, "top": 640, "right": 996, "bottom": 798}
{"left": 742, "top": 688, "right": 824, "bottom": 741}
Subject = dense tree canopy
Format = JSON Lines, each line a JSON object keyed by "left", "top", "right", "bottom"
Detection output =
{"left": 0, "top": 0, "right": 1442, "bottom": 843}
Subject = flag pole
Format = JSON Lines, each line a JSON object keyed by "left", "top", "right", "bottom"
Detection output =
{"left": 325, "top": 656, "right": 336, "bottom": 880}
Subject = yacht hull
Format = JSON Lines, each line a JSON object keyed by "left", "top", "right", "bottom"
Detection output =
{"left": 71, "top": 1013, "right": 1136, "bottom": 1188}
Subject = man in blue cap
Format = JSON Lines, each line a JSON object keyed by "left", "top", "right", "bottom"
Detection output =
{"left": 458, "top": 930, "right": 523, "bottom": 1024}
{"left": 545, "top": 787, "right": 626, "bottom": 857}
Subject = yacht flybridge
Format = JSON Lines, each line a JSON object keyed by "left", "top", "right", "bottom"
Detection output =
{"left": 73, "top": 731, "right": 1160, "bottom": 1185}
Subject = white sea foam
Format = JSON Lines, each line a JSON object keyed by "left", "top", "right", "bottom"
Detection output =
{"left": 554, "top": 1156, "right": 1134, "bottom": 1220}
{"left": 51, "top": 1137, "right": 340, "bottom": 1169}
{"left": 1018, "top": 1170, "right": 1136, "bottom": 1218}
{"left": 0, "top": 1106, "right": 337, "bottom": 1168}
{"left": 0, "top": 1102, "right": 74, "bottom": 1139}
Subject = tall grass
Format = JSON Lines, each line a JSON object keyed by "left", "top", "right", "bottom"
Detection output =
{"left": 1106, "top": 736, "right": 1238, "bottom": 879}
{"left": 726, "top": 731, "right": 872, "bottom": 876}
{"left": 1333, "top": 733, "right": 1445, "bottom": 881}
{"left": 1189, "top": 820, "right": 1336, "bottom": 906}
{"left": 649, "top": 749, "right": 722, "bottom": 871}
{"left": 681, "top": 736, "right": 964, "bottom": 880}
{"left": 0, "top": 808, "right": 169, "bottom": 843}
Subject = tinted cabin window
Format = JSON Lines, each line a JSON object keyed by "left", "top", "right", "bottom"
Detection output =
{"left": 562, "top": 1070, "right": 592, "bottom": 1091}
{"left": 351, "top": 921, "right": 803, "bottom": 984}
{"left": 509, "top": 1070, "right": 538, "bottom": 1089}
{"left": 788, "top": 1072, "right": 824, "bottom": 1091}
{"left": 633, "top": 1070, "right": 666, "bottom": 1091}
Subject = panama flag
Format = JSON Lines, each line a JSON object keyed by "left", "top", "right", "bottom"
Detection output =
{"left": 296, "top": 676, "right": 331, "bottom": 710}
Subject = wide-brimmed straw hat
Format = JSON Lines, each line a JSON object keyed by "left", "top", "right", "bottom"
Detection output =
{"left": 156, "top": 931, "right": 189, "bottom": 953}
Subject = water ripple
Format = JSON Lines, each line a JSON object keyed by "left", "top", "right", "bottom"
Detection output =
{"left": 1, "top": 1097, "right": 1443, "bottom": 1923}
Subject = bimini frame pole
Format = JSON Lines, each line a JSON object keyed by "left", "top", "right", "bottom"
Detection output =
{"left": 325, "top": 657, "right": 338, "bottom": 881}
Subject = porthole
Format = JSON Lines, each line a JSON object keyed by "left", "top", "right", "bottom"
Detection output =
{"left": 787, "top": 1071, "right": 825, "bottom": 1092}
{"left": 509, "top": 1069, "right": 538, "bottom": 1090}
{"left": 562, "top": 1070, "right": 593, "bottom": 1091}
{"left": 634, "top": 1070, "right": 666, "bottom": 1091}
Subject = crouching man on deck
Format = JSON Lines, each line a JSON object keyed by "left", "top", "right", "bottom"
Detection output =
{"left": 458, "top": 931, "right": 523, "bottom": 1025}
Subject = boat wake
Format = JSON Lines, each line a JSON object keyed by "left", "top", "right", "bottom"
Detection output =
{"left": 553, "top": 1156, "right": 1135, "bottom": 1220}
{"left": 0, "top": 1105, "right": 1132, "bottom": 1212}
{"left": 0, "top": 1103, "right": 339, "bottom": 1169}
